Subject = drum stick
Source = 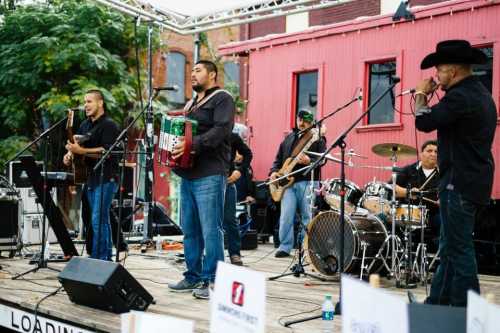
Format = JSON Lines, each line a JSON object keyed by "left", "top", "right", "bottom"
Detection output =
{"left": 422, "top": 197, "right": 439, "bottom": 206}
{"left": 419, "top": 168, "right": 437, "bottom": 191}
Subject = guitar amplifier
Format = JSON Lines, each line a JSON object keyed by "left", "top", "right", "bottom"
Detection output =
{"left": 58, "top": 257, "right": 154, "bottom": 314}
{"left": 19, "top": 187, "right": 57, "bottom": 214}
{"left": 22, "top": 213, "right": 58, "bottom": 245}
{"left": 0, "top": 199, "right": 20, "bottom": 251}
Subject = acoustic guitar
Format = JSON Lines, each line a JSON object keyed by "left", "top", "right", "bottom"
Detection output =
{"left": 66, "top": 110, "right": 88, "bottom": 184}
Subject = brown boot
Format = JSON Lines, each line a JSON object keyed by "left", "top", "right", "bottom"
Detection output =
{"left": 230, "top": 255, "right": 243, "bottom": 266}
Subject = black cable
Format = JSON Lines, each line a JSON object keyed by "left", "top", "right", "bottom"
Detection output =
{"left": 243, "top": 247, "right": 278, "bottom": 265}
{"left": 33, "top": 285, "right": 63, "bottom": 330}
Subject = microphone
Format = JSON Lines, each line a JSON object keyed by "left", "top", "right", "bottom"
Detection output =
{"left": 397, "top": 88, "right": 416, "bottom": 97}
{"left": 154, "top": 85, "right": 179, "bottom": 92}
{"left": 68, "top": 106, "right": 85, "bottom": 112}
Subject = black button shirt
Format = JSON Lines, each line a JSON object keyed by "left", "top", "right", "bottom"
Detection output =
{"left": 416, "top": 76, "right": 497, "bottom": 205}
{"left": 174, "top": 87, "right": 235, "bottom": 180}
{"left": 77, "top": 114, "right": 120, "bottom": 188}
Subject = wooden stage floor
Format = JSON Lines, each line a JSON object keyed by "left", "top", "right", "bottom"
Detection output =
{"left": 1, "top": 242, "right": 500, "bottom": 333}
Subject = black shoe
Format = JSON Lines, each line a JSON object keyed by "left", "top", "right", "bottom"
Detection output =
{"left": 275, "top": 250, "right": 290, "bottom": 258}
{"left": 407, "top": 291, "right": 417, "bottom": 304}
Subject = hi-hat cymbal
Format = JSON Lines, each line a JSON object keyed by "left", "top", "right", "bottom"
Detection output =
{"left": 371, "top": 143, "right": 417, "bottom": 159}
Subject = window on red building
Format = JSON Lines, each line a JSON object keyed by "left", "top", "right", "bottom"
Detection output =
{"left": 473, "top": 46, "right": 493, "bottom": 93}
{"left": 224, "top": 61, "right": 240, "bottom": 93}
{"left": 295, "top": 71, "right": 318, "bottom": 119}
{"left": 367, "top": 60, "right": 397, "bottom": 125}
{"left": 166, "top": 52, "right": 186, "bottom": 106}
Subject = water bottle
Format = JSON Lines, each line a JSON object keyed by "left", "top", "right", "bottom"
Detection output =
{"left": 43, "top": 237, "right": 51, "bottom": 261}
{"left": 156, "top": 235, "right": 162, "bottom": 255}
{"left": 321, "top": 294, "right": 335, "bottom": 333}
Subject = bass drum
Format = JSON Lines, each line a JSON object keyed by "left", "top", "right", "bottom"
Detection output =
{"left": 304, "top": 211, "right": 389, "bottom": 276}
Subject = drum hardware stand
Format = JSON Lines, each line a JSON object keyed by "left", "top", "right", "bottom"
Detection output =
{"left": 359, "top": 241, "right": 370, "bottom": 280}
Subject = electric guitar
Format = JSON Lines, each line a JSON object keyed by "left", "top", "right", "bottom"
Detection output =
{"left": 66, "top": 110, "right": 88, "bottom": 184}
{"left": 269, "top": 128, "right": 319, "bottom": 202}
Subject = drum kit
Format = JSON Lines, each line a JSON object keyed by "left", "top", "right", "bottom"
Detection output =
{"left": 304, "top": 143, "right": 438, "bottom": 287}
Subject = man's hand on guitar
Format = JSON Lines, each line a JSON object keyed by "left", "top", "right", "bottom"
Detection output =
{"left": 297, "top": 153, "right": 311, "bottom": 165}
{"left": 270, "top": 172, "right": 280, "bottom": 181}
{"left": 172, "top": 138, "right": 185, "bottom": 160}
{"left": 63, "top": 152, "right": 73, "bottom": 166}
{"left": 227, "top": 170, "right": 241, "bottom": 184}
{"left": 65, "top": 140, "right": 84, "bottom": 155}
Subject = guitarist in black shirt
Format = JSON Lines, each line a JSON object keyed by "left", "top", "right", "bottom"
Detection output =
{"left": 64, "top": 89, "right": 120, "bottom": 261}
{"left": 269, "top": 109, "right": 326, "bottom": 258}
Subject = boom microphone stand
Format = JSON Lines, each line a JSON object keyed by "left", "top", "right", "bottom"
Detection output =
{"left": 284, "top": 78, "right": 400, "bottom": 327}
{"left": 94, "top": 91, "right": 158, "bottom": 261}
{"left": 11, "top": 117, "right": 68, "bottom": 279}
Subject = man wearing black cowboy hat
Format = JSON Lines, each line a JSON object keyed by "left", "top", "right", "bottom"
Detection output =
{"left": 414, "top": 40, "right": 497, "bottom": 306}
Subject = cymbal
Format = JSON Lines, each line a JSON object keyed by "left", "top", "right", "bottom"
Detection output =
{"left": 371, "top": 143, "right": 417, "bottom": 159}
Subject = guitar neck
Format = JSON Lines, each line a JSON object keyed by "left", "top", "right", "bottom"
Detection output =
{"left": 281, "top": 133, "right": 318, "bottom": 175}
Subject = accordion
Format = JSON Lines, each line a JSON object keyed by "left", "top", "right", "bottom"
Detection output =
{"left": 158, "top": 113, "right": 198, "bottom": 169}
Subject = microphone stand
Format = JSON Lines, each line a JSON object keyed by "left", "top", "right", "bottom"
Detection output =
{"left": 94, "top": 91, "right": 159, "bottom": 261}
{"left": 10, "top": 117, "right": 68, "bottom": 279}
{"left": 284, "top": 79, "right": 400, "bottom": 327}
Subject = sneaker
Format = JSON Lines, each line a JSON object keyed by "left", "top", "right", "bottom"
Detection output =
{"left": 192, "top": 282, "right": 213, "bottom": 300}
{"left": 230, "top": 255, "right": 243, "bottom": 266}
{"left": 275, "top": 250, "right": 290, "bottom": 258}
{"left": 168, "top": 279, "right": 203, "bottom": 293}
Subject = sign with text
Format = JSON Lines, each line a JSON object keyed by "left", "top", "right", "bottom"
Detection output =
{"left": 121, "top": 311, "right": 193, "bottom": 333}
{"left": 0, "top": 303, "right": 94, "bottom": 333}
{"left": 342, "top": 275, "right": 409, "bottom": 333}
{"left": 210, "top": 262, "right": 266, "bottom": 333}
{"left": 467, "top": 291, "right": 500, "bottom": 333}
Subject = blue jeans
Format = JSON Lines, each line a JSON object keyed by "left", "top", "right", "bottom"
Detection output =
{"left": 426, "top": 189, "right": 480, "bottom": 306}
{"left": 223, "top": 183, "right": 241, "bottom": 256}
{"left": 180, "top": 175, "right": 226, "bottom": 283}
{"left": 278, "top": 181, "right": 313, "bottom": 254}
{"left": 85, "top": 181, "right": 118, "bottom": 261}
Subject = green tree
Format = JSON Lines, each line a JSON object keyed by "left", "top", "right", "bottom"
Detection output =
{"left": 0, "top": 0, "right": 152, "bottom": 168}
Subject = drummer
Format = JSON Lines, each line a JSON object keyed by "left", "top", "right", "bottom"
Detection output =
{"left": 393, "top": 140, "right": 440, "bottom": 242}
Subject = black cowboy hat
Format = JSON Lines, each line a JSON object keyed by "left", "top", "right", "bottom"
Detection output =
{"left": 420, "top": 39, "right": 487, "bottom": 69}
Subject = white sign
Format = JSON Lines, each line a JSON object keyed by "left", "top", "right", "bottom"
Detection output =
{"left": 210, "top": 262, "right": 266, "bottom": 333}
{"left": 121, "top": 311, "right": 193, "bottom": 333}
{"left": 342, "top": 275, "right": 409, "bottom": 333}
{"left": 0, "top": 303, "right": 94, "bottom": 333}
{"left": 467, "top": 291, "right": 500, "bottom": 333}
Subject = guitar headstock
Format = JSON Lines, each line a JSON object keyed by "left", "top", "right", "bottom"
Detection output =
{"left": 66, "top": 109, "right": 74, "bottom": 129}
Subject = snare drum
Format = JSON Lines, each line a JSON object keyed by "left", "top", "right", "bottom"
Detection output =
{"left": 361, "top": 181, "right": 393, "bottom": 216}
{"left": 394, "top": 204, "right": 427, "bottom": 226}
{"left": 322, "top": 179, "right": 363, "bottom": 214}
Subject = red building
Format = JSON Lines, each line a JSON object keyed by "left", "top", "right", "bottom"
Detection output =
{"left": 220, "top": 0, "right": 500, "bottom": 200}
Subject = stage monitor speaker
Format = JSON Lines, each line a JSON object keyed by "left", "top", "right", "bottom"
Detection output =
{"left": 58, "top": 257, "right": 154, "bottom": 314}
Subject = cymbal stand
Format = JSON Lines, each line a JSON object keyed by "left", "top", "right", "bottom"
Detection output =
{"left": 389, "top": 148, "right": 401, "bottom": 280}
